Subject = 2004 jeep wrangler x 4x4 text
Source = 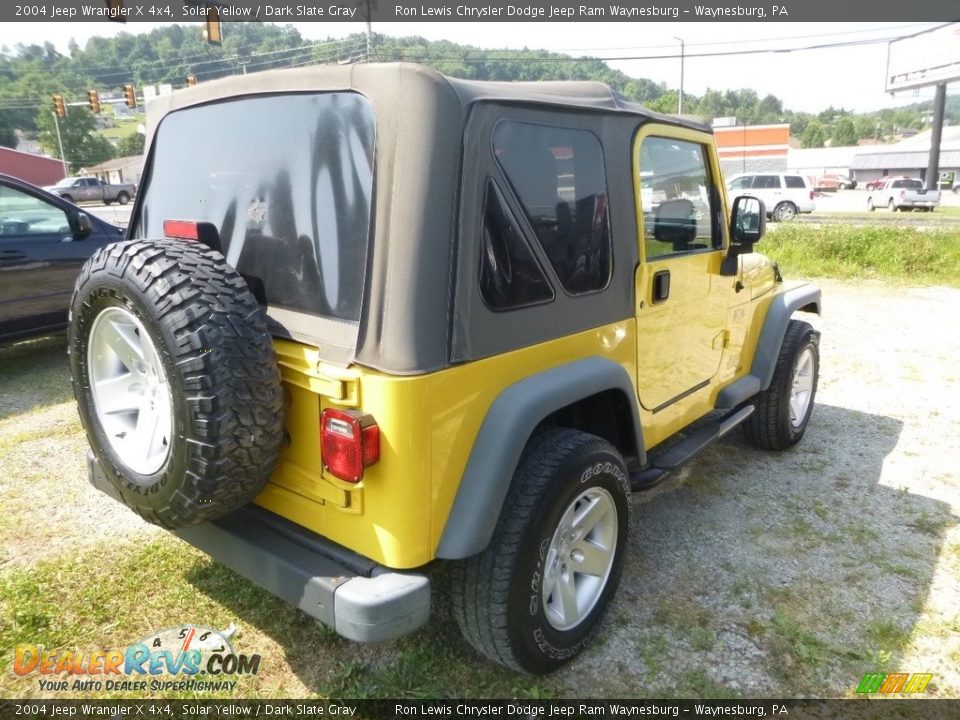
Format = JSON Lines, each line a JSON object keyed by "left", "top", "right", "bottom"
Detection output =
{"left": 70, "top": 64, "right": 821, "bottom": 674}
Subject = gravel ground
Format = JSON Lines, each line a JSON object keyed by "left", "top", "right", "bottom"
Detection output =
{"left": 1, "top": 278, "right": 958, "bottom": 698}
{"left": 555, "top": 278, "right": 960, "bottom": 697}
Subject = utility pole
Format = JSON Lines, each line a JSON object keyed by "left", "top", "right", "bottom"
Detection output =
{"left": 673, "top": 36, "right": 685, "bottom": 115}
{"left": 925, "top": 83, "right": 946, "bottom": 191}
{"left": 52, "top": 112, "right": 68, "bottom": 176}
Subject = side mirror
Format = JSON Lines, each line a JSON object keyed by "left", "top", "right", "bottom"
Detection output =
{"left": 730, "top": 195, "right": 765, "bottom": 248}
{"left": 75, "top": 212, "right": 93, "bottom": 237}
{"left": 721, "top": 196, "right": 765, "bottom": 276}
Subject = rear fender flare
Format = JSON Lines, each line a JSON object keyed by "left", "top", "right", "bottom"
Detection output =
{"left": 435, "top": 357, "right": 643, "bottom": 560}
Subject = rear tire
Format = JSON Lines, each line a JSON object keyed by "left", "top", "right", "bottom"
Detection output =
{"left": 452, "top": 428, "right": 631, "bottom": 674}
{"left": 744, "top": 320, "right": 820, "bottom": 451}
{"left": 888, "top": 198, "right": 897, "bottom": 212}
{"left": 69, "top": 239, "right": 284, "bottom": 528}
{"left": 772, "top": 202, "right": 797, "bottom": 222}
{"left": 117, "top": 192, "right": 130, "bottom": 205}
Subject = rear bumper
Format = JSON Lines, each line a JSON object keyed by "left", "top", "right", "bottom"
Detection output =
{"left": 87, "top": 452, "right": 431, "bottom": 643}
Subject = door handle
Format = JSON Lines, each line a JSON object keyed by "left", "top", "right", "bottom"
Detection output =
{"left": 652, "top": 269, "right": 670, "bottom": 304}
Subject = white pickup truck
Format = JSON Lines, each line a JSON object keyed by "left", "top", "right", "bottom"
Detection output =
{"left": 867, "top": 177, "right": 940, "bottom": 212}
{"left": 44, "top": 176, "right": 136, "bottom": 205}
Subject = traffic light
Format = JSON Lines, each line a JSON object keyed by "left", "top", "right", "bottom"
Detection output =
{"left": 124, "top": 84, "right": 137, "bottom": 109}
{"left": 87, "top": 89, "right": 101, "bottom": 114}
{"left": 203, "top": 8, "right": 222, "bottom": 45}
{"left": 186, "top": 75, "right": 198, "bottom": 87}
{"left": 53, "top": 94, "right": 66, "bottom": 118}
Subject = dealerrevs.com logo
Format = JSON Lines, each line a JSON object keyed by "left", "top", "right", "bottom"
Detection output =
{"left": 13, "top": 624, "right": 261, "bottom": 693}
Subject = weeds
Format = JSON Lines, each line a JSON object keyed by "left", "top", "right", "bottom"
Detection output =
{"left": 765, "top": 224, "right": 960, "bottom": 286}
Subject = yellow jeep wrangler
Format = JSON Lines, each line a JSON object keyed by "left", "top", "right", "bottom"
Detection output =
{"left": 70, "top": 64, "right": 820, "bottom": 674}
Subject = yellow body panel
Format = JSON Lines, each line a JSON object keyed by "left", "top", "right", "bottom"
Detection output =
{"left": 256, "top": 322, "right": 637, "bottom": 569}
{"left": 632, "top": 123, "right": 738, "bottom": 447}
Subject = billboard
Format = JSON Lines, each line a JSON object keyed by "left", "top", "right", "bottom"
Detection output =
{"left": 886, "top": 23, "right": 960, "bottom": 92}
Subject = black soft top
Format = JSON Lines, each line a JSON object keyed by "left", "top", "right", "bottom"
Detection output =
{"left": 139, "top": 63, "right": 706, "bottom": 374}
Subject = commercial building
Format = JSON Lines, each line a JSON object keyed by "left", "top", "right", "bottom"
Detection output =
{"left": 0, "top": 146, "right": 67, "bottom": 186}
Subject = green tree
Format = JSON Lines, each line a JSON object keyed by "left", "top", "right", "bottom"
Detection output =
{"left": 800, "top": 120, "right": 827, "bottom": 149}
{"left": 115, "top": 132, "right": 145, "bottom": 157}
{"left": 36, "top": 106, "right": 115, "bottom": 173}
{"left": 831, "top": 117, "right": 858, "bottom": 147}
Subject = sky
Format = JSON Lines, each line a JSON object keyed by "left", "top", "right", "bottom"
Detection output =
{"left": 11, "top": 20, "right": 959, "bottom": 114}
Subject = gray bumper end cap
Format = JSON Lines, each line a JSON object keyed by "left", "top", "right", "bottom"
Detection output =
{"left": 334, "top": 573, "right": 431, "bottom": 643}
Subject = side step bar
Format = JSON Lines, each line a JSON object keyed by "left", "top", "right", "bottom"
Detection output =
{"left": 630, "top": 405, "right": 754, "bottom": 491}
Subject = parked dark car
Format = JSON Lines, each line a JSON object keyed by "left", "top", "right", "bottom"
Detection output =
{"left": 0, "top": 173, "right": 124, "bottom": 343}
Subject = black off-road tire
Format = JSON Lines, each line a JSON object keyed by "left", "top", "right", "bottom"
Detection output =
{"left": 69, "top": 239, "right": 284, "bottom": 528}
{"left": 452, "top": 428, "right": 631, "bottom": 674}
{"left": 743, "top": 319, "right": 820, "bottom": 451}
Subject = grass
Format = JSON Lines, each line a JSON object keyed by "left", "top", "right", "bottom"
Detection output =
{"left": 0, "top": 538, "right": 549, "bottom": 700}
{"left": 763, "top": 223, "right": 960, "bottom": 286}
{"left": 98, "top": 116, "right": 145, "bottom": 142}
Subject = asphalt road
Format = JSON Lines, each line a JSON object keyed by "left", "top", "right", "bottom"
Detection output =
{"left": 82, "top": 201, "right": 134, "bottom": 229}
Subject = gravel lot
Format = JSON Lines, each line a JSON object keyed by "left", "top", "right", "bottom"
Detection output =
{"left": 1, "top": 277, "right": 958, "bottom": 698}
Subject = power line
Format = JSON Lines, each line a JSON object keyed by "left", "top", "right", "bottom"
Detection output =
{"left": 549, "top": 22, "right": 938, "bottom": 53}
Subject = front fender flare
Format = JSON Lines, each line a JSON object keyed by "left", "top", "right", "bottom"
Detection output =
{"left": 716, "top": 284, "right": 821, "bottom": 409}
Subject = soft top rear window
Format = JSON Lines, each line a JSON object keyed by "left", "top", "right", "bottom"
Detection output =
{"left": 135, "top": 92, "right": 375, "bottom": 323}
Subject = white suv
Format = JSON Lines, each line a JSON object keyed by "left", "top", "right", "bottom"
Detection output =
{"left": 726, "top": 173, "right": 816, "bottom": 222}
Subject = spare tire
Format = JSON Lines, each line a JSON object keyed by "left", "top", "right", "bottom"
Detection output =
{"left": 69, "top": 239, "right": 284, "bottom": 529}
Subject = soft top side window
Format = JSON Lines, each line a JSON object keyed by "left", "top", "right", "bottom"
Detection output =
{"left": 492, "top": 121, "right": 612, "bottom": 296}
{"left": 479, "top": 179, "right": 555, "bottom": 312}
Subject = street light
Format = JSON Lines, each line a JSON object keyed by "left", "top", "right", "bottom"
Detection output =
{"left": 673, "top": 36, "right": 685, "bottom": 115}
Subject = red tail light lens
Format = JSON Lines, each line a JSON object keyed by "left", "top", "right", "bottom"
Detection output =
{"left": 163, "top": 219, "right": 199, "bottom": 240}
{"left": 900, "top": 190, "right": 906, "bottom": 201}
{"left": 321, "top": 408, "right": 380, "bottom": 483}
{"left": 810, "top": 190, "right": 815, "bottom": 201}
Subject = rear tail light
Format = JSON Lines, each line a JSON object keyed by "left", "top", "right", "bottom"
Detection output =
{"left": 163, "top": 219, "right": 222, "bottom": 252}
{"left": 321, "top": 408, "right": 380, "bottom": 483}
{"left": 900, "top": 190, "right": 906, "bottom": 201}
{"left": 810, "top": 190, "right": 815, "bottom": 201}
{"left": 163, "top": 219, "right": 199, "bottom": 240}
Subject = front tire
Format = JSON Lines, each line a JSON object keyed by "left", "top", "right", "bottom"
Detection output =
{"left": 452, "top": 428, "right": 632, "bottom": 674}
{"left": 888, "top": 198, "right": 897, "bottom": 212}
{"left": 744, "top": 320, "right": 820, "bottom": 451}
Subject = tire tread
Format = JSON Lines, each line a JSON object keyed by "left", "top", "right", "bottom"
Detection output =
{"left": 70, "top": 239, "right": 284, "bottom": 528}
